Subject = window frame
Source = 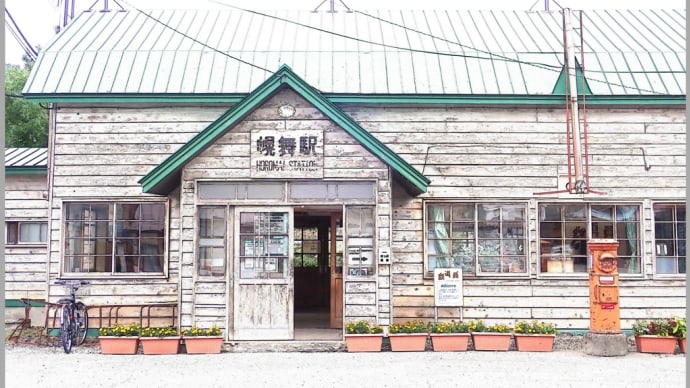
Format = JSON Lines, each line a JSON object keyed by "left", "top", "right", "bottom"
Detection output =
{"left": 537, "top": 202, "right": 642, "bottom": 277}
{"left": 197, "top": 205, "right": 228, "bottom": 278}
{"left": 61, "top": 200, "right": 168, "bottom": 278}
{"left": 652, "top": 202, "right": 686, "bottom": 277}
{"left": 6, "top": 220, "right": 48, "bottom": 245}
{"left": 423, "top": 202, "right": 529, "bottom": 278}
{"left": 345, "top": 205, "right": 376, "bottom": 277}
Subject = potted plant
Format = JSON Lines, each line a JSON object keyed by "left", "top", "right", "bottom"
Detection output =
{"left": 388, "top": 319, "right": 429, "bottom": 351}
{"left": 140, "top": 326, "right": 181, "bottom": 355}
{"left": 182, "top": 325, "right": 223, "bottom": 354}
{"left": 632, "top": 319, "right": 677, "bottom": 354}
{"left": 513, "top": 320, "right": 557, "bottom": 352}
{"left": 468, "top": 319, "right": 512, "bottom": 351}
{"left": 669, "top": 316, "right": 686, "bottom": 353}
{"left": 427, "top": 320, "right": 470, "bottom": 352}
{"left": 97, "top": 322, "right": 141, "bottom": 355}
{"left": 343, "top": 320, "right": 384, "bottom": 352}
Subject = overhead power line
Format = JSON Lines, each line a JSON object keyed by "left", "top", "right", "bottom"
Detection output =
{"left": 101, "top": 1, "right": 676, "bottom": 95}
{"left": 5, "top": 8, "right": 38, "bottom": 61}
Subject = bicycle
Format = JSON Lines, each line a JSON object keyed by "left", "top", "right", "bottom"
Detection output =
{"left": 55, "top": 280, "right": 90, "bottom": 353}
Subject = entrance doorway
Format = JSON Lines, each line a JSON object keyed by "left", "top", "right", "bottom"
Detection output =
{"left": 293, "top": 207, "right": 342, "bottom": 340}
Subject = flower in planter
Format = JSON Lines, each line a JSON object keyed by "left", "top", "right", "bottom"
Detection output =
{"left": 344, "top": 320, "right": 383, "bottom": 334}
{"left": 182, "top": 325, "right": 222, "bottom": 337}
{"left": 98, "top": 322, "right": 141, "bottom": 337}
{"left": 141, "top": 326, "right": 179, "bottom": 337}
{"left": 388, "top": 319, "right": 428, "bottom": 334}
{"left": 669, "top": 317, "right": 686, "bottom": 339}
{"left": 632, "top": 319, "right": 673, "bottom": 337}
{"left": 514, "top": 320, "right": 557, "bottom": 335}
{"left": 467, "top": 319, "right": 512, "bottom": 333}
{"left": 427, "top": 321, "right": 470, "bottom": 334}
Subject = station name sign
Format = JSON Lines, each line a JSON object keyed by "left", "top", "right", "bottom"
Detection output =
{"left": 250, "top": 129, "right": 324, "bottom": 178}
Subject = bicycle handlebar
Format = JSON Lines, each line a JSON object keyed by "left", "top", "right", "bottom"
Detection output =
{"left": 55, "top": 280, "right": 91, "bottom": 290}
{"left": 55, "top": 280, "right": 90, "bottom": 285}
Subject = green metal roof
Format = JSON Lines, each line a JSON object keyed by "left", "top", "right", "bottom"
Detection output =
{"left": 138, "top": 65, "right": 430, "bottom": 196}
{"left": 24, "top": 8, "right": 686, "bottom": 99}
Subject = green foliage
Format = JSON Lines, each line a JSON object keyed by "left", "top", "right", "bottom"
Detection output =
{"left": 98, "top": 322, "right": 141, "bottom": 337}
{"left": 467, "top": 319, "right": 512, "bottom": 333}
{"left": 182, "top": 325, "right": 222, "bottom": 337}
{"left": 632, "top": 319, "right": 673, "bottom": 337}
{"left": 388, "top": 319, "right": 428, "bottom": 334}
{"left": 344, "top": 320, "right": 383, "bottom": 334}
{"left": 514, "top": 320, "right": 557, "bottom": 335}
{"left": 140, "top": 326, "right": 179, "bottom": 337}
{"left": 427, "top": 320, "right": 470, "bottom": 334}
{"left": 5, "top": 61, "right": 48, "bottom": 147}
{"left": 670, "top": 317, "right": 686, "bottom": 339}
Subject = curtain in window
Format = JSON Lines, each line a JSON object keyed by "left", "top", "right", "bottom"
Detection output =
{"left": 431, "top": 206, "right": 451, "bottom": 267}
{"left": 618, "top": 206, "right": 638, "bottom": 272}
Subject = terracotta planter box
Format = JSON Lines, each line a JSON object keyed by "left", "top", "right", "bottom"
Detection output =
{"left": 140, "top": 336, "right": 181, "bottom": 355}
{"left": 184, "top": 336, "right": 223, "bottom": 354}
{"left": 471, "top": 332, "right": 511, "bottom": 351}
{"left": 344, "top": 334, "right": 384, "bottom": 352}
{"left": 514, "top": 334, "right": 555, "bottom": 352}
{"left": 679, "top": 338, "right": 686, "bottom": 353}
{"left": 634, "top": 335, "right": 677, "bottom": 354}
{"left": 388, "top": 333, "right": 428, "bottom": 352}
{"left": 98, "top": 336, "right": 139, "bottom": 355}
{"left": 430, "top": 333, "right": 470, "bottom": 352}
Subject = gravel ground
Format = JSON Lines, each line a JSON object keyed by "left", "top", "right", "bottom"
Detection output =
{"left": 5, "top": 337, "right": 686, "bottom": 388}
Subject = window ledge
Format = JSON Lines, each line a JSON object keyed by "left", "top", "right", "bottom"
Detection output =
{"left": 60, "top": 273, "right": 168, "bottom": 280}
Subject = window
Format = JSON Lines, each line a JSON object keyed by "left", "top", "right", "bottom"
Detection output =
{"left": 346, "top": 206, "right": 375, "bottom": 276}
{"left": 653, "top": 203, "right": 686, "bottom": 275}
{"left": 64, "top": 202, "right": 166, "bottom": 274}
{"left": 539, "top": 203, "right": 640, "bottom": 274}
{"left": 294, "top": 226, "right": 319, "bottom": 268}
{"left": 426, "top": 203, "right": 527, "bottom": 276}
{"left": 6, "top": 221, "right": 48, "bottom": 245}
{"left": 238, "top": 211, "right": 289, "bottom": 279}
{"left": 198, "top": 207, "right": 226, "bottom": 276}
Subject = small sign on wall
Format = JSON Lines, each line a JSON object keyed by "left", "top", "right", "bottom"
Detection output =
{"left": 434, "top": 268, "right": 463, "bottom": 307}
{"left": 251, "top": 129, "right": 323, "bottom": 178}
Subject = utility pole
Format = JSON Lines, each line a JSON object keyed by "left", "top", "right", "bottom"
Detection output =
{"left": 312, "top": 0, "right": 352, "bottom": 13}
{"left": 563, "top": 8, "right": 586, "bottom": 194}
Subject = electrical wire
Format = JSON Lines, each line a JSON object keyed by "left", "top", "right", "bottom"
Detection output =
{"left": 5, "top": 8, "right": 38, "bottom": 61}
{"left": 118, "top": 0, "right": 274, "bottom": 74}
{"left": 209, "top": 0, "right": 562, "bottom": 70}
{"left": 203, "top": 1, "right": 673, "bottom": 94}
{"left": 57, "top": 1, "right": 682, "bottom": 96}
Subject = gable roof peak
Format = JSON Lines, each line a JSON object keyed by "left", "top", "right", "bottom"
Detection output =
{"left": 139, "top": 65, "right": 430, "bottom": 196}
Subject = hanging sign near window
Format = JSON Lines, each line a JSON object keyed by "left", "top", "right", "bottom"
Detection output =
{"left": 251, "top": 130, "right": 323, "bottom": 178}
{"left": 434, "top": 268, "right": 463, "bottom": 307}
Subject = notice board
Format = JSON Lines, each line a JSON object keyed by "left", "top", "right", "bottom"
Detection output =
{"left": 434, "top": 268, "right": 463, "bottom": 307}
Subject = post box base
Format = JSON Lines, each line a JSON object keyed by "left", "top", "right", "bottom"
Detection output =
{"left": 584, "top": 332, "right": 628, "bottom": 357}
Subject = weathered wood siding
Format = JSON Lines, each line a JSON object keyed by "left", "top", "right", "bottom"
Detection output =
{"left": 374, "top": 106, "right": 686, "bottom": 330}
{"left": 45, "top": 105, "right": 231, "bottom": 311}
{"left": 45, "top": 100, "right": 684, "bottom": 333}
{"left": 181, "top": 89, "right": 390, "bottom": 330}
{"left": 5, "top": 174, "right": 48, "bottom": 300}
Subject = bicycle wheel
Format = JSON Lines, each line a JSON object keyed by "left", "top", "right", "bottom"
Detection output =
{"left": 74, "top": 302, "right": 89, "bottom": 345}
{"left": 60, "top": 305, "right": 73, "bottom": 354}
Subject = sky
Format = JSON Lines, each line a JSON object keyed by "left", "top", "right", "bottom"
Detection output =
{"left": 3, "top": 0, "right": 686, "bottom": 65}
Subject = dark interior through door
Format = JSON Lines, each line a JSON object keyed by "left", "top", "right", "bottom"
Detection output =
{"left": 293, "top": 208, "right": 342, "bottom": 339}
